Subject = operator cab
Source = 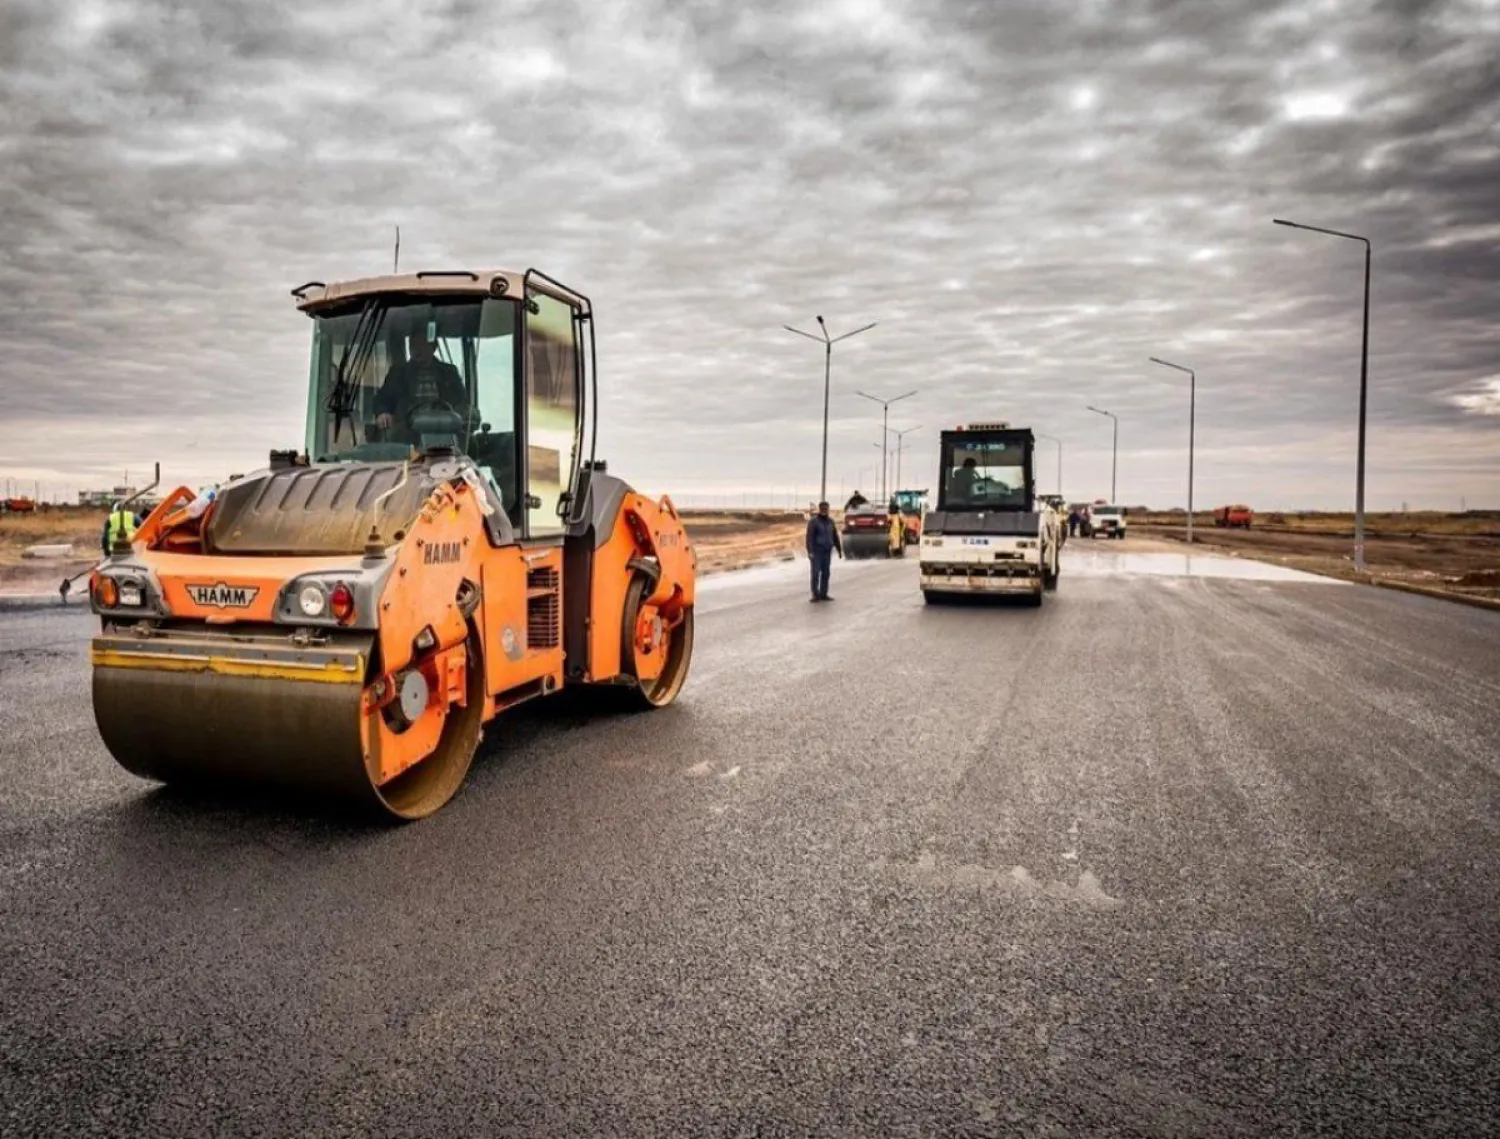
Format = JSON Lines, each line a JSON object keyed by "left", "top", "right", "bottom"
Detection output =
{"left": 937, "top": 424, "right": 1035, "bottom": 514}
{"left": 295, "top": 270, "right": 592, "bottom": 540}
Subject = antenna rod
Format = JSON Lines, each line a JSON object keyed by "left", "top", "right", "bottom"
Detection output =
{"left": 394, "top": 225, "right": 401, "bottom": 273}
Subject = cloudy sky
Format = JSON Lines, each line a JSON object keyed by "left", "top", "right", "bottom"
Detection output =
{"left": 2, "top": 0, "right": 1498, "bottom": 510}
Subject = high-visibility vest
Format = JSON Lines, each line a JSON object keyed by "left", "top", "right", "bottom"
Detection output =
{"left": 108, "top": 510, "right": 137, "bottom": 546}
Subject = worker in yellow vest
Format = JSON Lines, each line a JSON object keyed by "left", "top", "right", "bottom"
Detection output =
{"left": 101, "top": 502, "right": 142, "bottom": 555}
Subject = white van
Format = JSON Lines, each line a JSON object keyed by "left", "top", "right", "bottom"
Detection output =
{"left": 1090, "top": 505, "right": 1127, "bottom": 540}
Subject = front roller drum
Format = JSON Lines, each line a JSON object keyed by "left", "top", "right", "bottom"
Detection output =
{"left": 842, "top": 532, "right": 888, "bottom": 560}
{"left": 91, "top": 629, "right": 485, "bottom": 820}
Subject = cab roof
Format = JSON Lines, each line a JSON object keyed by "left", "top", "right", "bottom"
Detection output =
{"left": 290, "top": 269, "right": 588, "bottom": 313}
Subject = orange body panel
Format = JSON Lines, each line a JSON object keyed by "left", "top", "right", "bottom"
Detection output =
{"left": 132, "top": 550, "right": 364, "bottom": 623}
{"left": 375, "top": 480, "right": 479, "bottom": 677}
{"left": 479, "top": 543, "right": 565, "bottom": 703}
{"left": 361, "top": 639, "right": 467, "bottom": 785}
{"left": 585, "top": 492, "right": 696, "bottom": 682}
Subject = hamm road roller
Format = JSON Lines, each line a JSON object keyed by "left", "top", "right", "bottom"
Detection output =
{"left": 87, "top": 268, "right": 695, "bottom": 820}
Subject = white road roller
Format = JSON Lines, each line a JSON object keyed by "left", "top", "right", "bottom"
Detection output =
{"left": 918, "top": 422, "right": 1061, "bottom": 606}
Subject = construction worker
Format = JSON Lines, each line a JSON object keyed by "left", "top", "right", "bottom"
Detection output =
{"left": 806, "top": 500, "right": 843, "bottom": 602}
{"left": 1067, "top": 507, "right": 1080, "bottom": 538}
{"left": 844, "top": 489, "right": 868, "bottom": 511}
{"left": 101, "top": 502, "right": 142, "bottom": 555}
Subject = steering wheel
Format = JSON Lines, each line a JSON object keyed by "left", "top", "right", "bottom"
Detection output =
{"left": 405, "top": 397, "right": 457, "bottom": 429}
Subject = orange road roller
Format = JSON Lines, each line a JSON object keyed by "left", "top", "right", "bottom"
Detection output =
{"left": 87, "top": 268, "right": 696, "bottom": 820}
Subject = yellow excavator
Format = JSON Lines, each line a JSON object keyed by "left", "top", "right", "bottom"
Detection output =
{"left": 87, "top": 268, "right": 696, "bottom": 820}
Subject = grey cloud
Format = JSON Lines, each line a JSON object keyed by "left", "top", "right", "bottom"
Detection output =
{"left": 0, "top": 0, "right": 1497, "bottom": 509}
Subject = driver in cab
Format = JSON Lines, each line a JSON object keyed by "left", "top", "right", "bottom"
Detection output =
{"left": 948, "top": 457, "right": 981, "bottom": 503}
{"left": 373, "top": 329, "right": 467, "bottom": 436}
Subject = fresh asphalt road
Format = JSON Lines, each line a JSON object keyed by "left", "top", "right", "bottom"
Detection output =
{"left": 2, "top": 546, "right": 1499, "bottom": 1138}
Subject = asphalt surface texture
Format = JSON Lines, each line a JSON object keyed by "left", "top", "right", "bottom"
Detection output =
{"left": 3, "top": 542, "right": 1499, "bottom": 1138}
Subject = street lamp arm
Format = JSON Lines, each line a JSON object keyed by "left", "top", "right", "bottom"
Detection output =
{"left": 857, "top": 387, "right": 919, "bottom": 408}
{"left": 783, "top": 325, "right": 827, "bottom": 343}
{"left": 1148, "top": 356, "right": 1194, "bottom": 379}
{"left": 1273, "top": 218, "right": 1369, "bottom": 248}
{"left": 830, "top": 321, "right": 878, "bottom": 343}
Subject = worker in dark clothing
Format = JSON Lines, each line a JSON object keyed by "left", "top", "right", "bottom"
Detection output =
{"left": 373, "top": 330, "right": 468, "bottom": 438}
{"left": 101, "top": 502, "right": 143, "bottom": 555}
{"left": 844, "top": 489, "right": 868, "bottom": 511}
{"left": 806, "top": 500, "right": 843, "bottom": 602}
{"left": 1067, "top": 507, "right": 1080, "bottom": 538}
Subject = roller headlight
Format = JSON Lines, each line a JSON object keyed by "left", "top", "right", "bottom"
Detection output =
{"left": 117, "top": 581, "right": 144, "bottom": 607}
{"left": 298, "top": 583, "right": 328, "bottom": 618}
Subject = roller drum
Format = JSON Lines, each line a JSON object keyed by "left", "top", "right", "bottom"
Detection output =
{"left": 93, "top": 666, "right": 373, "bottom": 804}
{"left": 90, "top": 626, "right": 381, "bottom": 812}
{"left": 842, "top": 531, "right": 891, "bottom": 559}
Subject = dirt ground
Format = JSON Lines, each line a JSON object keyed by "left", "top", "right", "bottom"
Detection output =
{"left": 1134, "top": 514, "right": 1500, "bottom": 603}
{"left": 0, "top": 510, "right": 105, "bottom": 597}
{"left": 679, "top": 510, "right": 809, "bottom": 574}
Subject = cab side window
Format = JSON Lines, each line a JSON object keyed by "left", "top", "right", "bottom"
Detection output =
{"left": 523, "top": 292, "right": 581, "bottom": 538}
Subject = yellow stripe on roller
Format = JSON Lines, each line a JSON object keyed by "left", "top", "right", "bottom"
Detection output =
{"left": 90, "top": 647, "right": 365, "bottom": 685}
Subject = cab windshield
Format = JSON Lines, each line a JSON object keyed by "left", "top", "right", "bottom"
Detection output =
{"left": 940, "top": 436, "right": 1031, "bottom": 511}
{"left": 305, "top": 295, "right": 520, "bottom": 515}
{"left": 892, "top": 490, "right": 926, "bottom": 512}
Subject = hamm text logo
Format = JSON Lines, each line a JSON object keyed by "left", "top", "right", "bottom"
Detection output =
{"left": 423, "top": 541, "right": 461, "bottom": 565}
{"left": 185, "top": 583, "right": 260, "bottom": 609}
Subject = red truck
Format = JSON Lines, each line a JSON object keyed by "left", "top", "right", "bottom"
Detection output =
{"left": 1213, "top": 504, "right": 1253, "bottom": 529}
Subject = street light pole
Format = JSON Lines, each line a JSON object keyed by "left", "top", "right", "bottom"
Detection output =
{"left": 1037, "top": 433, "right": 1063, "bottom": 497}
{"left": 891, "top": 425, "right": 921, "bottom": 494}
{"left": 1086, "top": 406, "right": 1118, "bottom": 503}
{"left": 1273, "top": 217, "right": 1371, "bottom": 572}
{"left": 784, "top": 316, "right": 878, "bottom": 504}
{"left": 856, "top": 388, "right": 917, "bottom": 502}
{"left": 1148, "top": 357, "right": 1196, "bottom": 546}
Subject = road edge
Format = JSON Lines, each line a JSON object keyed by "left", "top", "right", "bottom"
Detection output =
{"left": 1369, "top": 578, "right": 1500, "bottom": 613}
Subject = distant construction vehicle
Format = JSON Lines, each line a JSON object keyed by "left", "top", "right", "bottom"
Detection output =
{"left": 918, "top": 422, "right": 1060, "bottom": 605}
{"left": 1214, "top": 504, "right": 1254, "bottom": 528}
{"left": 891, "top": 488, "right": 929, "bottom": 546}
{"left": 85, "top": 267, "right": 697, "bottom": 821}
{"left": 842, "top": 500, "right": 904, "bottom": 558}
